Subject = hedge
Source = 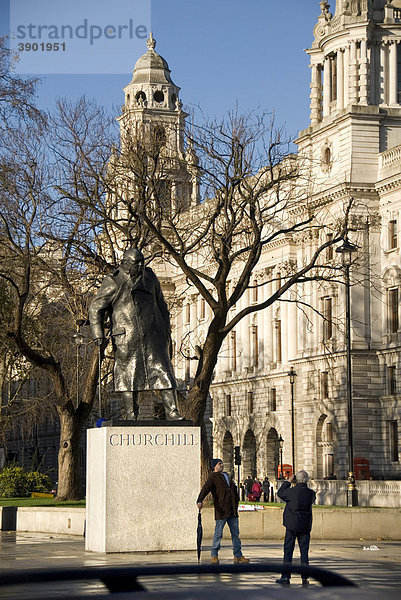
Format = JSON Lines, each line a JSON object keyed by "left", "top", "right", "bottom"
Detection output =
{"left": 0, "top": 467, "right": 52, "bottom": 498}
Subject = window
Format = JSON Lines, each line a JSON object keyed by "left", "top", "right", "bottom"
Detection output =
{"left": 323, "top": 297, "right": 333, "bottom": 341}
{"left": 320, "top": 371, "right": 329, "bottom": 399}
{"left": 275, "top": 320, "right": 282, "bottom": 362}
{"left": 326, "top": 233, "right": 334, "bottom": 260}
{"left": 389, "top": 220, "right": 398, "bottom": 250}
{"left": 388, "top": 288, "right": 399, "bottom": 333}
{"left": 247, "top": 391, "right": 254, "bottom": 414}
{"left": 252, "top": 280, "right": 258, "bottom": 303}
{"left": 200, "top": 298, "right": 206, "bottom": 320}
{"left": 387, "top": 366, "right": 397, "bottom": 395}
{"left": 330, "top": 53, "right": 337, "bottom": 102}
{"left": 185, "top": 357, "right": 190, "bottom": 380}
{"left": 389, "top": 420, "right": 399, "bottom": 462}
{"left": 271, "top": 388, "right": 277, "bottom": 412}
{"left": 229, "top": 331, "right": 237, "bottom": 371}
{"left": 324, "top": 422, "right": 333, "bottom": 442}
{"left": 324, "top": 147, "right": 331, "bottom": 166}
{"left": 397, "top": 44, "right": 401, "bottom": 103}
{"left": 251, "top": 325, "right": 258, "bottom": 367}
{"left": 185, "top": 303, "right": 191, "bottom": 324}
{"left": 225, "top": 394, "right": 232, "bottom": 417}
{"left": 276, "top": 272, "right": 282, "bottom": 291}
{"left": 153, "top": 90, "right": 164, "bottom": 103}
{"left": 156, "top": 179, "right": 171, "bottom": 210}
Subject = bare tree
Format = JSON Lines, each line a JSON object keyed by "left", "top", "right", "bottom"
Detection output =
{"left": 0, "top": 94, "right": 114, "bottom": 498}
{"left": 0, "top": 37, "right": 45, "bottom": 133}
{"left": 52, "top": 106, "right": 354, "bottom": 479}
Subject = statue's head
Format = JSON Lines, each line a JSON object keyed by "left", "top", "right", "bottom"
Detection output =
{"left": 121, "top": 248, "right": 145, "bottom": 279}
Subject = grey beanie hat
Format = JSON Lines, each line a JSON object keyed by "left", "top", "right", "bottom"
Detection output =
{"left": 211, "top": 458, "right": 223, "bottom": 470}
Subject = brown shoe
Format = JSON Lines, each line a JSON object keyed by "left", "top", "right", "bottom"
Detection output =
{"left": 210, "top": 556, "right": 219, "bottom": 564}
{"left": 234, "top": 555, "right": 250, "bottom": 564}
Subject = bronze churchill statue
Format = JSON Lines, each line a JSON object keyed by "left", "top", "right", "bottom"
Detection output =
{"left": 89, "top": 248, "right": 184, "bottom": 421}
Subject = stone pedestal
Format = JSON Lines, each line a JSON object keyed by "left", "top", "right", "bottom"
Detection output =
{"left": 85, "top": 423, "right": 201, "bottom": 553}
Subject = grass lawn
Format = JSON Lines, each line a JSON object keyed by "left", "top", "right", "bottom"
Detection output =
{"left": 0, "top": 498, "right": 85, "bottom": 507}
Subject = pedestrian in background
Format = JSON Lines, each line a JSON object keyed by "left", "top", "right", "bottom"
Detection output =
{"left": 276, "top": 470, "right": 316, "bottom": 587}
{"left": 262, "top": 476, "right": 270, "bottom": 502}
{"left": 244, "top": 475, "right": 253, "bottom": 499}
{"left": 197, "top": 459, "right": 250, "bottom": 565}
{"left": 252, "top": 478, "right": 262, "bottom": 502}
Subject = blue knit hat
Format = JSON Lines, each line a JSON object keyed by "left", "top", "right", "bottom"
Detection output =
{"left": 211, "top": 458, "right": 223, "bottom": 470}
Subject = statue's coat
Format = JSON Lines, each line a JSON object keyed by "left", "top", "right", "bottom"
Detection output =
{"left": 89, "top": 266, "right": 176, "bottom": 392}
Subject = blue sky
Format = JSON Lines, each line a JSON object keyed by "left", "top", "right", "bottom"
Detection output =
{"left": 2, "top": 0, "right": 322, "bottom": 139}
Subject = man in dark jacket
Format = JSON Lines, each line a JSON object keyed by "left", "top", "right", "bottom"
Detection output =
{"left": 244, "top": 475, "right": 254, "bottom": 499}
{"left": 276, "top": 470, "right": 316, "bottom": 586}
{"left": 197, "top": 458, "right": 249, "bottom": 564}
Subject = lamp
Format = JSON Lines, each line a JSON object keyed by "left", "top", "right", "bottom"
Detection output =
{"left": 336, "top": 237, "right": 358, "bottom": 506}
{"left": 288, "top": 367, "right": 297, "bottom": 472}
{"left": 278, "top": 435, "right": 284, "bottom": 479}
{"left": 73, "top": 319, "right": 86, "bottom": 409}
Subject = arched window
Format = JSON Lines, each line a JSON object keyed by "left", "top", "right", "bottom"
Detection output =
{"left": 222, "top": 431, "right": 234, "bottom": 476}
{"left": 243, "top": 430, "right": 257, "bottom": 479}
{"left": 316, "top": 415, "right": 334, "bottom": 478}
{"left": 266, "top": 428, "right": 279, "bottom": 480}
{"left": 153, "top": 90, "right": 164, "bottom": 103}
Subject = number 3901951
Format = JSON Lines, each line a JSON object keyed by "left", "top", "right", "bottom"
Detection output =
{"left": 18, "top": 42, "right": 66, "bottom": 52}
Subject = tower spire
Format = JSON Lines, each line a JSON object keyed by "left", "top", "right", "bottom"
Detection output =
{"left": 146, "top": 32, "right": 156, "bottom": 51}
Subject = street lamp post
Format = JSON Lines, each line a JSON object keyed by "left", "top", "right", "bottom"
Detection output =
{"left": 73, "top": 319, "right": 86, "bottom": 409}
{"left": 278, "top": 435, "right": 284, "bottom": 479}
{"left": 288, "top": 367, "right": 297, "bottom": 474}
{"left": 336, "top": 237, "right": 358, "bottom": 507}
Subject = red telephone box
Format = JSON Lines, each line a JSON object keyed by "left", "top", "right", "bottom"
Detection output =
{"left": 278, "top": 464, "right": 293, "bottom": 479}
{"left": 354, "top": 457, "right": 370, "bottom": 480}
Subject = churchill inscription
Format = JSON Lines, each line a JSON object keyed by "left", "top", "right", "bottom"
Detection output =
{"left": 109, "top": 432, "right": 198, "bottom": 446}
{"left": 86, "top": 425, "right": 201, "bottom": 553}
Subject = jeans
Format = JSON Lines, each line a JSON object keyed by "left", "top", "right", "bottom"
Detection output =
{"left": 282, "top": 529, "right": 310, "bottom": 580}
{"left": 211, "top": 517, "right": 242, "bottom": 557}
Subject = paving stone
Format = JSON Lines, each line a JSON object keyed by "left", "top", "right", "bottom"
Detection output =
{"left": 0, "top": 533, "right": 399, "bottom": 598}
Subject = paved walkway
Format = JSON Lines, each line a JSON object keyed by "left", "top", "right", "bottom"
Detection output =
{"left": 0, "top": 533, "right": 400, "bottom": 598}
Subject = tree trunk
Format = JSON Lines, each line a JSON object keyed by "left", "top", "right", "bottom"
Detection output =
{"left": 56, "top": 347, "right": 99, "bottom": 500}
{"left": 181, "top": 324, "right": 225, "bottom": 484}
{"left": 56, "top": 403, "right": 85, "bottom": 500}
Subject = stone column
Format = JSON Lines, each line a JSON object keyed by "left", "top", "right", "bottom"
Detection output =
{"left": 359, "top": 39, "right": 369, "bottom": 105}
{"left": 344, "top": 45, "right": 350, "bottom": 107}
{"left": 287, "top": 290, "right": 297, "bottom": 361}
{"left": 348, "top": 41, "right": 358, "bottom": 105}
{"left": 337, "top": 49, "right": 344, "bottom": 110}
{"left": 380, "top": 43, "right": 388, "bottom": 105}
{"left": 323, "top": 56, "right": 331, "bottom": 117}
{"left": 370, "top": 41, "right": 377, "bottom": 105}
{"left": 389, "top": 40, "right": 398, "bottom": 105}
{"left": 310, "top": 63, "right": 322, "bottom": 125}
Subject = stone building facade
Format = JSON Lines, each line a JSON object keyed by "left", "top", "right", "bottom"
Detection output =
{"left": 9, "top": 1, "right": 401, "bottom": 488}
{"left": 119, "top": 1, "right": 401, "bottom": 483}
{"left": 201, "top": 0, "right": 401, "bottom": 482}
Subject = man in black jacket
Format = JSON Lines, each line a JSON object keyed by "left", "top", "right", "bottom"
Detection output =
{"left": 197, "top": 458, "right": 249, "bottom": 564}
{"left": 276, "top": 470, "right": 316, "bottom": 586}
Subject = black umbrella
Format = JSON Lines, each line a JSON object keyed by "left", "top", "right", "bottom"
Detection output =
{"left": 197, "top": 509, "right": 203, "bottom": 563}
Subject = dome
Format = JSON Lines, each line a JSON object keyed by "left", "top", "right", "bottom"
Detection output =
{"left": 131, "top": 33, "right": 176, "bottom": 86}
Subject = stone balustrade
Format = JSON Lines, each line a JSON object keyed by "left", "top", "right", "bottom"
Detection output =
{"left": 310, "top": 479, "right": 401, "bottom": 508}
{"left": 378, "top": 144, "right": 401, "bottom": 170}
